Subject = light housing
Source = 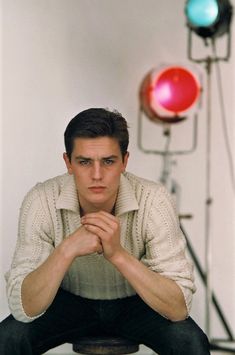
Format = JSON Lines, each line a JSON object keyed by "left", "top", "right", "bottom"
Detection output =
{"left": 139, "top": 65, "right": 201, "bottom": 124}
{"left": 185, "top": 0, "right": 233, "bottom": 39}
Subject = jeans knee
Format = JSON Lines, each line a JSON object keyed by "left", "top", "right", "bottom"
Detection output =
{"left": 0, "top": 317, "right": 33, "bottom": 354}
{"left": 167, "top": 319, "right": 210, "bottom": 354}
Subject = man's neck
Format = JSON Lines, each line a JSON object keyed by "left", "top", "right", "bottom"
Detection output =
{"left": 79, "top": 198, "right": 116, "bottom": 216}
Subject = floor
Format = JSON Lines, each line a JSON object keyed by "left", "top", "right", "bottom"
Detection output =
{"left": 45, "top": 340, "right": 235, "bottom": 354}
{"left": 45, "top": 345, "right": 235, "bottom": 354}
{"left": 45, "top": 352, "right": 235, "bottom": 354}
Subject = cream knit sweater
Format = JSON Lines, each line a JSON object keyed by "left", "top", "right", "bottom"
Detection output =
{"left": 5, "top": 172, "right": 195, "bottom": 322}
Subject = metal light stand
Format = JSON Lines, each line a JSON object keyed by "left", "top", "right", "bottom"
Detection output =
{"left": 138, "top": 101, "right": 235, "bottom": 352}
{"left": 187, "top": 27, "right": 235, "bottom": 352}
{"left": 137, "top": 107, "right": 198, "bottom": 211}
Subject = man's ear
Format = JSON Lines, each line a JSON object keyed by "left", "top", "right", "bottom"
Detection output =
{"left": 63, "top": 152, "right": 73, "bottom": 175}
{"left": 122, "top": 152, "right": 129, "bottom": 171}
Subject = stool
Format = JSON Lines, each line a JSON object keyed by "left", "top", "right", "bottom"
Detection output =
{"left": 72, "top": 335, "right": 140, "bottom": 354}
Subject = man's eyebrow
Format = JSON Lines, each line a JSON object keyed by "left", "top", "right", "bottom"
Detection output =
{"left": 102, "top": 155, "right": 119, "bottom": 160}
{"left": 74, "top": 155, "right": 119, "bottom": 160}
{"left": 74, "top": 155, "right": 91, "bottom": 160}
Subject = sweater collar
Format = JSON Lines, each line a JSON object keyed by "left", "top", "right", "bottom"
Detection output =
{"left": 115, "top": 173, "right": 139, "bottom": 216}
{"left": 56, "top": 174, "right": 79, "bottom": 212}
{"left": 56, "top": 173, "right": 139, "bottom": 216}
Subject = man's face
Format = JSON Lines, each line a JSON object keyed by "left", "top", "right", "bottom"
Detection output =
{"left": 63, "top": 137, "right": 129, "bottom": 214}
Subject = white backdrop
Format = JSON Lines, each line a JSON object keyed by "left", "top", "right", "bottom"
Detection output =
{"left": 1, "top": 1, "right": 235, "bottom": 353}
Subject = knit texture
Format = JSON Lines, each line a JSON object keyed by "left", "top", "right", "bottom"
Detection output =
{"left": 5, "top": 172, "right": 195, "bottom": 322}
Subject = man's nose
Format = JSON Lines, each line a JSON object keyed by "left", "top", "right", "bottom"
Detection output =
{"left": 92, "top": 162, "right": 102, "bottom": 180}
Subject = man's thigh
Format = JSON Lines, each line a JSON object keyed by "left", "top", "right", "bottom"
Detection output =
{"left": 0, "top": 288, "right": 100, "bottom": 354}
{"left": 114, "top": 296, "right": 210, "bottom": 355}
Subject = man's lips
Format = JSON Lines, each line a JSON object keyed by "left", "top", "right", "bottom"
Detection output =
{"left": 88, "top": 186, "right": 106, "bottom": 193}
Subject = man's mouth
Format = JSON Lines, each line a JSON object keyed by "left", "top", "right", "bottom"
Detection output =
{"left": 88, "top": 186, "right": 106, "bottom": 193}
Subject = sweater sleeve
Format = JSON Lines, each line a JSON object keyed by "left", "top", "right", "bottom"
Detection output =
{"left": 5, "top": 184, "right": 54, "bottom": 322}
{"left": 141, "top": 185, "right": 196, "bottom": 315}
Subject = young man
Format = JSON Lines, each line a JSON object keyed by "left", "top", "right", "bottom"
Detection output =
{"left": 0, "top": 108, "right": 210, "bottom": 354}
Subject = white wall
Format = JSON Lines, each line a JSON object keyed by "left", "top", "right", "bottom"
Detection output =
{"left": 1, "top": 0, "right": 235, "bottom": 352}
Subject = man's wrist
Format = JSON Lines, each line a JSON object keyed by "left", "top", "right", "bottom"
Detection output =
{"left": 57, "top": 237, "right": 76, "bottom": 263}
{"left": 108, "top": 248, "right": 130, "bottom": 267}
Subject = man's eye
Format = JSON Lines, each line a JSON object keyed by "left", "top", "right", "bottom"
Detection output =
{"left": 79, "top": 160, "right": 90, "bottom": 166}
{"left": 103, "top": 159, "right": 114, "bottom": 165}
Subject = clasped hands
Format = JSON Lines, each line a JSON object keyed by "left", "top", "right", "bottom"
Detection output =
{"left": 80, "top": 211, "right": 123, "bottom": 261}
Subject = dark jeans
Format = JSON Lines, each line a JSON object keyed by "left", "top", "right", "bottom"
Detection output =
{"left": 0, "top": 288, "right": 210, "bottom": 355}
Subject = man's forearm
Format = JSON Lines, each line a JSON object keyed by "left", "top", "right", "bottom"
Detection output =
{"left": 110, "top": 249, "right": 188, "bottom": 322}
{"left": 81, "top": 211, "right": 188, "bottom": 321}
{"left": 21, "top": 225, "right": 103, "bottom": 318}
{"left": 21, "top": 239, "right": 74, "bottom": 318}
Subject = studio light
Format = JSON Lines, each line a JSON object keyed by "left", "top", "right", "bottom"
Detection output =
{"left": 137, "top": 65, "right": 202, "bottom": 206}
{"left": 185, "top": 0, "right": 233, "bottom": 39}
{"left": 139, "top": 65, "right": 201, "bottom": 124}
{"left": 185, "top": 0, "right": 235, "bottom": 347}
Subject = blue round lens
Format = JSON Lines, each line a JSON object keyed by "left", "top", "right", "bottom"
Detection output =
{"left": 186, "top": 0, "right": 219, "bottom": 27}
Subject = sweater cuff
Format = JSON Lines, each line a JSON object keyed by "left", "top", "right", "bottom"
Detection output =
{"left": 176, "top": 282, "right": 193, "bottom": 316}
{"left": 8, "top": 277, "right": 45, "bottom": 323}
